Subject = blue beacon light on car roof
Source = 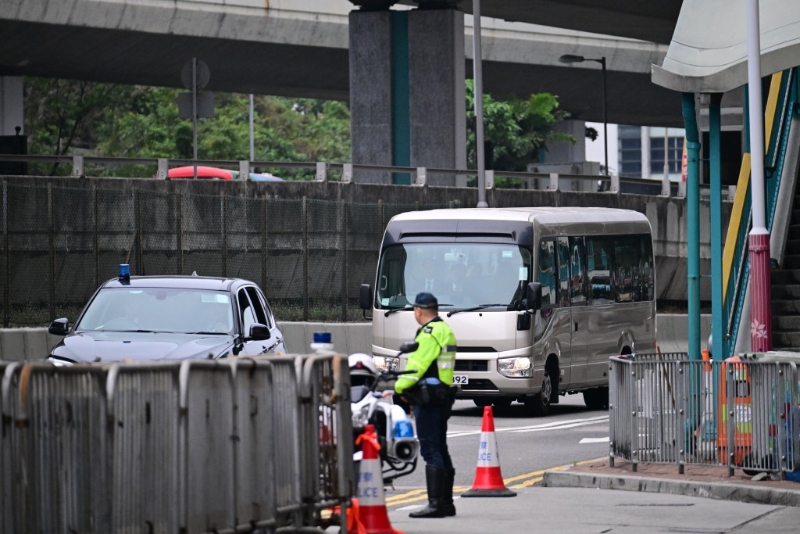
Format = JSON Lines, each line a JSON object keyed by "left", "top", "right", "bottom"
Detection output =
{"left": 119, "top": 263, "right": 130, "bottom": 283}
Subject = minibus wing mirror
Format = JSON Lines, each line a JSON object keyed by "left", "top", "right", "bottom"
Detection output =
{"left": 359, "top": 284, "right": 373, "bottom": 310}
{"left": 527, "top": 282, "right": 542, "bottom": 311}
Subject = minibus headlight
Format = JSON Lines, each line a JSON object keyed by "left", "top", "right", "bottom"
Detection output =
{"left": 498, "top": 357, "right": 532, "bottom": 378}
{"left": 373, "top": 356, "right": 399, "bottom": 372}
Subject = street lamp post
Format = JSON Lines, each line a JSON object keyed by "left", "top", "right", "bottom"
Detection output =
{"left": 559, "top": 54, "right": 608, "bottom": 177}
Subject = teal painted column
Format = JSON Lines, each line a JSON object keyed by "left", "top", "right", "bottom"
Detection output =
{"left": 390, "top": 11, "right": 410, "bottom": 185}
{"left": 682, "top": 93, "right": 701, "bottom": 361}
{"left": 709, "top": 94, "right": 726, "bottom": 361}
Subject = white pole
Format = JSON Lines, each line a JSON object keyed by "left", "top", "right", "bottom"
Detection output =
{"left": 473, "top": 0, "right": 488, "bottom": 208}
{"left": 747, "top": 0, "right": 766, "bottom": 232}
{"left": 249, "top": 94, "right": 255, "bottom": 162}
{"left": 746, "top": 0, "right": 772, "bottom": 351}
{"left": 745, "top": 0, "right": 767, "bottom": 234}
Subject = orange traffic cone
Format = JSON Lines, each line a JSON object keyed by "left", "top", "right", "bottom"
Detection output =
{"left": 352, "top": 424, "right": 404, "bottom": 534}
{"left": 461, "top": 406, "right": 516, "bottom": 497}
{"left": 329, "top": 498, "right": 366, "bottom": 534}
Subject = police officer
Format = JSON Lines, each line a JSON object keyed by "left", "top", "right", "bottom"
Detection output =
{"left": 394, "top": 292, "right": 457, "bottom": 518}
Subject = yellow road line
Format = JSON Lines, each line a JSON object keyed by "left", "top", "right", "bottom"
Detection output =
{"left": 509, "top": 476, "right": 542, "bottom": 489}
{"left": 385, "top": 489, "right": 427, "bottom": 502}
{"left": 386, "top": 458, "right": 604, "bottom": 506}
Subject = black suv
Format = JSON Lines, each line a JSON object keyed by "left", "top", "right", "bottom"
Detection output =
{"left": 47, "top": 272, "right": 286, "bottom": 364}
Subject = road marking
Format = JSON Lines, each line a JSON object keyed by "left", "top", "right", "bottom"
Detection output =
{"left": 579, "top": 437, "right": 610, "bottom": 444}
{"left": 448, "top": 415, "right": 609, "bottom": 438}
{"left": 386, "top": 458, "right": 604, "bottom": 507}
{"left": 509, "top": 476, "right": 542, "bottom": 489}
{"left": 397, "top": 504, "right": 423, "bottom": 511}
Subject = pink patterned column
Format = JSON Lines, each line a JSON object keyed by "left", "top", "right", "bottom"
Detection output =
{"left": 749, "top": 232, "right": 772, "bottom": 351}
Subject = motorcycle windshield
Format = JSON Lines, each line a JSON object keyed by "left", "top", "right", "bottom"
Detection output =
{"left": 351, "top": 385, "right": 371, "bottom": 403}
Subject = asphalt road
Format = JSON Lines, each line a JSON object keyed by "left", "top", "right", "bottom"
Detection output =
{"left": 388, "top": 393, "right": 609, "bottom": 496}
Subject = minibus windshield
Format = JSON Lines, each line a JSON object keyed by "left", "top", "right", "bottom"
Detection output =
{"left": 375, "top": 243, "right": 532, "bottom": 310}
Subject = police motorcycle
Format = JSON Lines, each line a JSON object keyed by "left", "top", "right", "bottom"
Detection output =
{"left": 350, "top": 341, "right": 420, "bottom": 483}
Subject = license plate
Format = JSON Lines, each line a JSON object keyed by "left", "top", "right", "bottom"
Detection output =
{"left": 453, "top": 374, "right": 469, "bottom": 385}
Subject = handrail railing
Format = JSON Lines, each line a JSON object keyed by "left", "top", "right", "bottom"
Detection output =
{"left": 0, "top": 153, "right": 726, "bottom": 197}
{"left": 723, "top": 69, "right": 797, "bottom": 356}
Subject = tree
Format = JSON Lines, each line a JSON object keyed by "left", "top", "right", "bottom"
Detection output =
{"left": 23, "top": 77, "right": 351, "bottom": 179}
{"left": 24, "top": 78, "right": 133, "bottom": 175}
{"left": 465, "top": 79, "right": 574, "bottom": 172}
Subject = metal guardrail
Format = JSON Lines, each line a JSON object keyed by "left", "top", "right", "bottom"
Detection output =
{"left": 0, "top": 153, "right": 723, "bottom": 197}
{"left": 0, "top": 353, "right": 353, "bottom": 534}
{"left": 609, "top": 353, "right": 800, "bottom": 478}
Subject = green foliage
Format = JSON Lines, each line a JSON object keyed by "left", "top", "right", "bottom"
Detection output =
{"left": 23, "top": 76, "right": 568, "bottom": 181}
{"left": 23, "top": 79, "right": 133, "bottom": 175}
{"left": 23, "top": 77, "right": 351, "bottom": 178}
{"left": 465, "top": 79, "right": 574, "bottom": 173}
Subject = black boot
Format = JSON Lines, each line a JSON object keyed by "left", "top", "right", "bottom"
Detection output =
{"left": 443, "top": 468, "right": 456, "bottom": 517}
{"left": 409, "top": 466, "right": 447, "bottom": 518}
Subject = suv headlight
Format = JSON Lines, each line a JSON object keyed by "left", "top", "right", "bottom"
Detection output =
{"left": 373, "top": 356, "right": 399, "bottom": 372}
{"left": 498, "top": 357, "right": 532, "bottom": 378}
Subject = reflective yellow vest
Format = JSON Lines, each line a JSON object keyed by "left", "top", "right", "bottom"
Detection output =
{"left": 395, "top": 317, "right": 456, "bottom": 394}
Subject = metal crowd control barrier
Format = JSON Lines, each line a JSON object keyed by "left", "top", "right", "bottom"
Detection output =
{"left": 298, "top": 352, "right": 354, "bottom": 528}
{"left": 265, "top": 356, "right": 305, "bottom": 527}
{"left": 0, "top": 362, "right": 11, "bottom": 534}
{"left": 0, "top": 353, "right": 354, "bottom": 534}
{"left": 107, "top": 362, "right": 184, "bottom": 532}
{"left": 609, "top": 353, "right": 800, "bottom": 478}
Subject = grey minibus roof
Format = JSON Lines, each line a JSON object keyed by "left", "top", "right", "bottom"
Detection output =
{"left": 388, "top": 207, "right": 650, "bottom": 226}
{"left": 383, "top": 207, "right": 651, "bottom": 249}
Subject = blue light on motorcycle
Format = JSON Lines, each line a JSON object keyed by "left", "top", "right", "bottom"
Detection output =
{"left": 394, "top": 420, "right": 414, "bottom": 439}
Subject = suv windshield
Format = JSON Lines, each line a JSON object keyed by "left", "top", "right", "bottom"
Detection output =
{"left": 77, "top": 288, "right": 234, "bottom": 334}
{"left": 375, "top": 243, "right": 532, "bottom": 310}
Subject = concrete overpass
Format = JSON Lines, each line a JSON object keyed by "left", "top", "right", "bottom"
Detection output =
{"left": 0, "top": 0, "right": 682, "bottom": 127}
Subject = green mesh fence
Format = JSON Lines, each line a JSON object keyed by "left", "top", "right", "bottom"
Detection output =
{"left": 0, "top": 183, "right": 447, "bottom": 326}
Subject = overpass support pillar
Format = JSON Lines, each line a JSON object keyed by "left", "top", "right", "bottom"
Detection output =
{"left": 349, "top": 8, "right": 466, "bottom": 185}
{"left": 0, "top": 77, "right": 24, "bottom": 135}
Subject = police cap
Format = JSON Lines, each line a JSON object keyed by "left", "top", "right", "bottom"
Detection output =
{"left": 413, "top": 292, "right": 438, "bottom": 309}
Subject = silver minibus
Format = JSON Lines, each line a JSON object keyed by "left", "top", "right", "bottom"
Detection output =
{"left": 359, "top": 207, "right": 656, "bottom": 415}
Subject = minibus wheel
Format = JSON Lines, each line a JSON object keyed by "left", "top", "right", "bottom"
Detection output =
{"left": 524, "top": 370, "right": 552, "bottom": 416}
{"left": 473, "top": 398, "right": 492, "bottom": 407}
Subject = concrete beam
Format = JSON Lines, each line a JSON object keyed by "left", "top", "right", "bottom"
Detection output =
{"left": 0, "top": 0, "right": 684, "bottom": 126}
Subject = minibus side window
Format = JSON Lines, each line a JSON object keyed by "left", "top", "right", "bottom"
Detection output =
{"left": 587, "top": 236, "right": 615, "bottom": 304}
{"left": 569, "top": 236, "right": 587, "bottom": 305}
{"left": 537, "top": 239, "right": 557, "bottom": 310}
{"left": 557, "top": 237, "right": 570, "bottom": 308}
{"left": 613, "top": 236, "right": 640, "bottom": 303}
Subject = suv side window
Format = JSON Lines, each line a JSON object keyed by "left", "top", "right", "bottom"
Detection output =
{"left": 245, "top": 286, "right": 269, "bottom": 326}
{"left": 238, "top": 288, "right": 256, "bottom": 334}
{"left": 253, "top": 288, "right": 275, "bottom": 328}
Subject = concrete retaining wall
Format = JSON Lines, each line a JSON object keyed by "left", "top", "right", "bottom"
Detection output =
{"left": 2, "top": 175, "right": 729, "bottom": 305}
{"left": 0, "top": 315, "right": 706, "bottom": 362}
